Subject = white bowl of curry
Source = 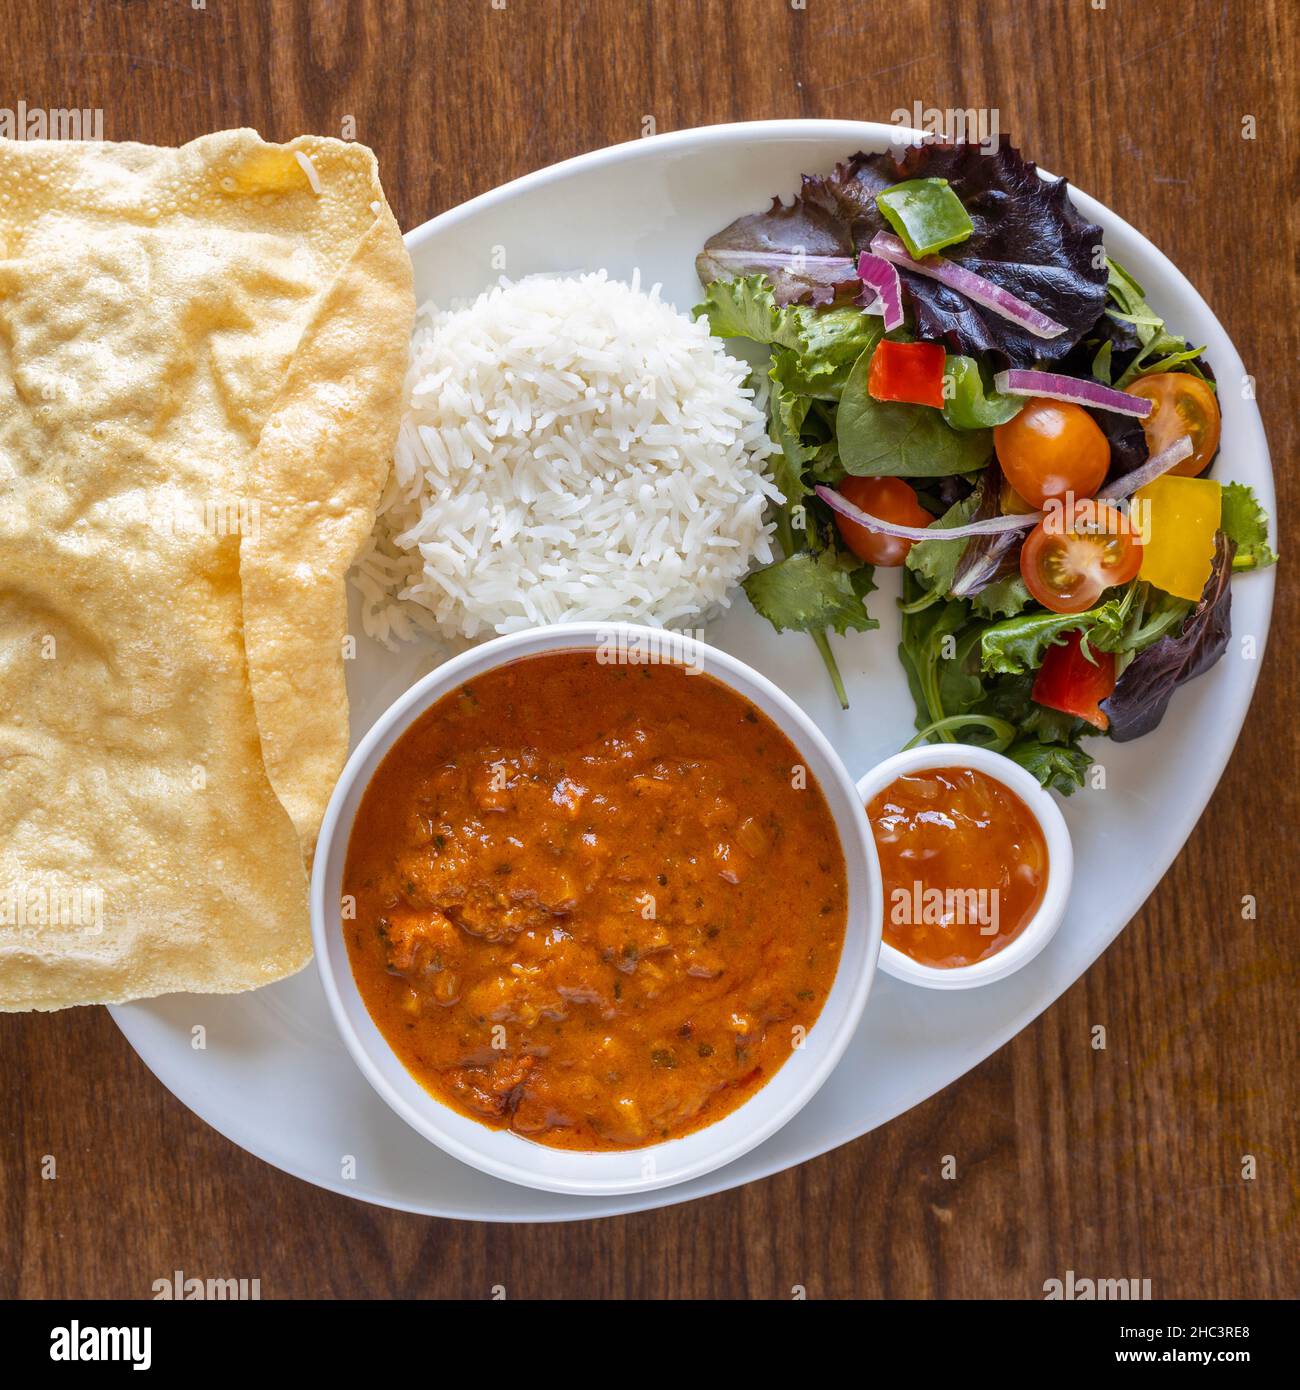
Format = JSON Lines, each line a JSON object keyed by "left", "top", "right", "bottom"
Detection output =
{"left": 312, "top": 622, "right": 881, "bottom": 1195}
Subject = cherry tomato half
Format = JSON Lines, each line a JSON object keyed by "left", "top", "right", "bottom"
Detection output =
{"left": 994, "top": 398, "right": 1110, "bottom": 508}
{"left": 1019, "top": 499, "right": 1143, "bottom": 614}
{"left": 833, "top": 476, "right": 932, "bottom": 567}
{"left": 1032, "top": 629, "right": 1116, "bottom": 731}
{"left": 1128, "top": 372, "right": 1221, "bottom": 477}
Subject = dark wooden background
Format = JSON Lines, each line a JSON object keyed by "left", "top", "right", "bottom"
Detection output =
{"left": 2, "top": 0, "right": 1295, "bottom": 1300}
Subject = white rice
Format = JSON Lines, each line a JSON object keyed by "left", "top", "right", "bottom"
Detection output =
{"left": 352, "top": 270, "right": 780, "bottom": 646}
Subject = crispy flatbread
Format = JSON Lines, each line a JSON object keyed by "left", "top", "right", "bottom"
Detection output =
{"left": 241, "top": 206, "right": 413, "bottom": 857}
{"left": 0, "top": 130, "right": 413, "bottom": 1009}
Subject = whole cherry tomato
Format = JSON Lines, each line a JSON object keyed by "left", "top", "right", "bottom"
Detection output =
{"left": 832, "top": 476, "right": 933, "bottom": 567}
{"left": 994, "top": 398, "right": 1110, "bottom": 508}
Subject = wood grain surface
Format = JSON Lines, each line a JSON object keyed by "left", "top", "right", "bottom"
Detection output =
{"left": 2, "top": 0, "right": 1296, "bottom": 1300}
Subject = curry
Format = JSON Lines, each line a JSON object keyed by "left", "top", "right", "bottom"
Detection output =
{"left": 343, "top": 650, "right": 847, "bottom": 1151}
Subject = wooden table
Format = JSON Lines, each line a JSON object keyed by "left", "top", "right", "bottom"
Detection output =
{"left": 3, "top": 0, "right": 1295, "bottom": 1299}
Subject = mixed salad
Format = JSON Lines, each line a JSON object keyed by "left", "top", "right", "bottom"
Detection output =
{"left": 695, "top": 138, "right": 1276, "bottom": 792}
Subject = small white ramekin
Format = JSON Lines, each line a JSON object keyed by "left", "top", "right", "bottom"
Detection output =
{"left": 312, "top": 622, "right": 882, "bottom": 1195}
{"left": 856, "top": 743, "right": 1073, "bottom": 991}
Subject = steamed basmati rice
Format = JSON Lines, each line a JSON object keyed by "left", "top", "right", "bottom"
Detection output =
{"left": 352, "top": 270, "right": 780, "bottom": 645}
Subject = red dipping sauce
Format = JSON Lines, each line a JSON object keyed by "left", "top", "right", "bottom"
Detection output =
{"left": 867, "top": 766, "right": 1049, "bottom": 968}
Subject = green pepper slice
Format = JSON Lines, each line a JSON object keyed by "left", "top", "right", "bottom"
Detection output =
{"left": 875, "top": 177, "right": 974, "bottom": 259}
{"left": 941, "top": 355, "right": 1023, "bottom": 429}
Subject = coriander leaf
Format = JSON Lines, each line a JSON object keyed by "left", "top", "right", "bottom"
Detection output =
{"left": 1220, "top": 482, "right": 1277, "bottom": 570}
{"left": 975, "top": 666, "right": 1084, "bottom": 745}
{"left": 974, "top": 669, "right": 1038, "bottom": 726}
{"left": 1005, "top": 738, "right": 1093, "bottom": 794}
{"left": 743, "top": 549, "right": 878, "bottom": 638}
{"left": 837, "top": 345, "right": 992, "bottom": 477}
{"left": 694, "top": 274, "right": 808, "bottom": 351}
{"left": 971, "top": 669, "right": 1084, "bottom": 750}
{"left": 1018, "top": 701, "right": 1087, "bottom": 745}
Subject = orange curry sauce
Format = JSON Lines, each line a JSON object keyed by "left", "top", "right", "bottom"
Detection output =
{"left": 343, "top": 651, "right": 847, "bottom": 1150}
{"left": 867, "top": 766, "right": 1048, "bottom": 968}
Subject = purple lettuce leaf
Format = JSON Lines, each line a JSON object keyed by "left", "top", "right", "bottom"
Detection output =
{"left": 1096, "top": 410, "right": 1150, "bottom": 485}
{"left": 808, "top": 139, "right": 1107, "bottom": 363}
{"left": 699, "top": 138, "right": 1107, "bottom": 364}
{"left": 950, "top": 461, "right": 1023, "bottom": 598}
{"left": 695, "top": 196, "right": 858, "bottom": 306}
{"left": 1100, "top": 533, "right": 1235, "bottom": 741}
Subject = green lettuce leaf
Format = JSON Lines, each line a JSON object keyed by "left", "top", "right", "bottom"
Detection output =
{"left": 979, "top": 591, "right": 1132, "bottom": 676}
{"left": 766, "top": 373, "right": 815, "bottom": 505}
{"left": 971, "top": 573, "right": 1031, "bottom": 618}
{"left": 774, "top": 307, "right": 882, "bottom": 401}
{"left": 694, "top": 274, "right": 808, "bottom": 352}
{"left": 1105, "top": 582, "right": 1194, "bottom": 674}
{"left": 1104, "top": 257, "right": 1209, "bottom": 389}
{"left": 895, "top": 571, "right": 1099, "bottom": 794}
{"left": 906, "top": 469, "right": 1027, "bottom": 610}
{"left": 695, "top": 276, "right": 880, "bottom": 401}
{"left": 1101, "top": 536, "right": 1235, "bottom": 741}
{"left": 1220, "top": 482, "right": 1277, "bottom": 571}
{"left": 837, "top": 347, "right": 993, "bottom": 478}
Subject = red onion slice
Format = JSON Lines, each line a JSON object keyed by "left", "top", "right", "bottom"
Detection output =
{"left": 1099, "top": 435, "right": 1194, "bottom": 500}
{"left": 855, "top": 252, "right": 904, "bottom": 331}
{"left": 815, "top": 484, "right": 1041, "bottom": 542}
{"left": 869, "top": 232, "right": 1068, "bottom": 341}
{"left": 994, "top": 368, "right": 1153, "bottom": 418}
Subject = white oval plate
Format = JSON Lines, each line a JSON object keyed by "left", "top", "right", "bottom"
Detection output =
{"left": 110, "top": 120, "right": 1275, "bottom": 1221}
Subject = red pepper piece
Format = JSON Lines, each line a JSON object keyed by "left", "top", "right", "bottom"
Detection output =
{"left": 867, "top": 340, "right": 947, "bottom": 409}
{"left": 1031, "top": 629, "right": 1117, "bottom": 731}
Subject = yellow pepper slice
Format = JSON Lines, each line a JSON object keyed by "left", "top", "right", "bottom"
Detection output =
{"left": 1133, "top": 474, "right": 1221, "bottom": 601}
